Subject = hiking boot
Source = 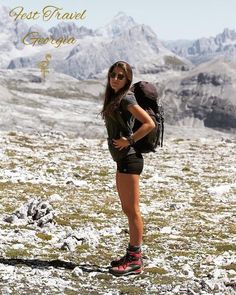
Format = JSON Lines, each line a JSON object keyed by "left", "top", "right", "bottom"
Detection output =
{"left": 109, "top": 250, "right": 143, "bottom": 277}
{"left": 110, "top": 244, "right": 141, "bottom": 267}
{"left": 110, "top": 251, "right": 128, "bottom": 267}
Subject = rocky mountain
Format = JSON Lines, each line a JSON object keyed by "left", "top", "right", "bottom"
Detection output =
{"left": 49, "top": 22, "right": 94, "bottom": 39}
{"left": 162, "top": 58, "right": 236, "bottom": 130}
{"left": 0, "top": 4, "right": 189, "bottom": 79}
{"left": 95, "top": 11, "right": 137, "bottom": 37}
{"left": 168, "top": 28, "right": 236, "bottom": 65}
{"left": 57, "top": 23, "right": 189, "bottom": 80}
{"left": 1, "top": 3, "right": 236, "bottom": 77}
{"left": 0, "top": 5, "right": 29, "bottom": 67}
{"left": 0, "top": 4, "right": 236, "bottom": 132}
{"left": 0, "top": 68, "right": 106, "bottom": 138}
{"left": 0, "top": 64, "right": 235, "bottom": 136}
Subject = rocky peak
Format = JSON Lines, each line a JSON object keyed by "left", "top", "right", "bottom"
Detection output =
{"left": 194, "top": 28, "right": 236, "bottom": 55}
{"left": 95, "top": 11, "right": 137, "bottom": 37}
{"left": 117, "top": 24, "right": 163, "bottom": 54}
{"left": 217, "top": 28, "right": 236, "bottom": 43}
{"left": 112, "top": 11, "right": 135, "bottom": 24}
{"left": 168, "top": 28, "right": 236, "bottom": 64}
{"left": 49, "top": 22, "right": 94, "bottom": 39}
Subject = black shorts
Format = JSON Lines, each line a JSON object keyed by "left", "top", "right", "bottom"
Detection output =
{"left": 116, "top": 153, "right": 144, "bottom": 175}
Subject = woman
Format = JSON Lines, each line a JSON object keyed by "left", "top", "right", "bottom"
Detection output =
{"left": 101, "top": 61, "right": 155, "bottom": 276}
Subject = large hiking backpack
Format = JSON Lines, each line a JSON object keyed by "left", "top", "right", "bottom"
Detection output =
{"left": 132, "top": 81, "right": 164, "bottom": 153}
{"left": 117, "top": 81, "right": 164, "bottom": 153}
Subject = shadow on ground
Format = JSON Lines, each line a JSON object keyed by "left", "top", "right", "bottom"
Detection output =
{"left": 0, "top": 257, "right": 109, "bottom": 273}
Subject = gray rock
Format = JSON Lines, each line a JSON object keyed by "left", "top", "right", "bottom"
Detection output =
{"left": 3, "top": 197, "right": 55, "bottom": 227}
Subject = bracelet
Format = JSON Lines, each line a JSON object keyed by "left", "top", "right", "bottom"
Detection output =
{"left": 127, "top": 135, "right": 135, "bottom": 146}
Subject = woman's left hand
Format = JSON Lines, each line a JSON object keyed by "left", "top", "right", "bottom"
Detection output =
{"left": 112, "top": 137, "right": 129, "bottom": 150}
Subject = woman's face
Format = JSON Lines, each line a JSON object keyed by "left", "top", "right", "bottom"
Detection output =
{"left": 109, "top": 66, "right": 127, "bottom": 93}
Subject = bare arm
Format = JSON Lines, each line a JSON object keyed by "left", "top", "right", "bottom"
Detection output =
{"left": 113, "top": 104, "right": 155, "bottom": 150}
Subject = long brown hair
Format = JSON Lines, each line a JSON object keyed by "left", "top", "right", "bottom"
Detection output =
{"left": 101, "top": 61, "right": 133, "bottom": 118}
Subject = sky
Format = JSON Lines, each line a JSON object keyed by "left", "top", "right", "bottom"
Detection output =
{"left": 3, "top": 0, "right": 236, "bottom": 40}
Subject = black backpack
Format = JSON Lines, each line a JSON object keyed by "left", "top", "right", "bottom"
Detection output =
{"left": 117, "top": 81, "right": 164, "bottom": 153}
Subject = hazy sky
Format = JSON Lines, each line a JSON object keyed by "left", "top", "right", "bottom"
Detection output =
{"left": 4, "top": 0, "right": 236, "bottom": 40}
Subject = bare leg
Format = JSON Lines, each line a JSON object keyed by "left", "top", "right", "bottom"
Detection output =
{"left": 116, "top": 171, "right": 143, "bottom": 246}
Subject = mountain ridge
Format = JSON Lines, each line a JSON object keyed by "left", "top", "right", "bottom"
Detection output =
{"left": 0, "top": 5, "right": 191, "bottom": 78}
{"left": 1, "top": 4, "right": 235, "bottom": 79}
{"left": 167, "top": 28, "right": 236, "bottom": 64}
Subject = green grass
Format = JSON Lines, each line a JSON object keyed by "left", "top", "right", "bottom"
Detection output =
{"left": 36, "top": 232, "right": 53, "bottom": 241}
{"left": 5, "top": 247, "right": 31, "bottom": 258}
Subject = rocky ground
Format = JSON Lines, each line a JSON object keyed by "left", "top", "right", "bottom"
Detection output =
{"left": 0, "top": 128, "right": 235, "bottom": 295}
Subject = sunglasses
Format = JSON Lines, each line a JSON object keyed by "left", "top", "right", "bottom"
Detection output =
{"left": 109, "top": 72, "right": 125, "bottom": 80}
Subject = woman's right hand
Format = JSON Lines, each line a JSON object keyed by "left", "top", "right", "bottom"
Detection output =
{"left": 112, "top": 137, "right": 130, "bottom": 150}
